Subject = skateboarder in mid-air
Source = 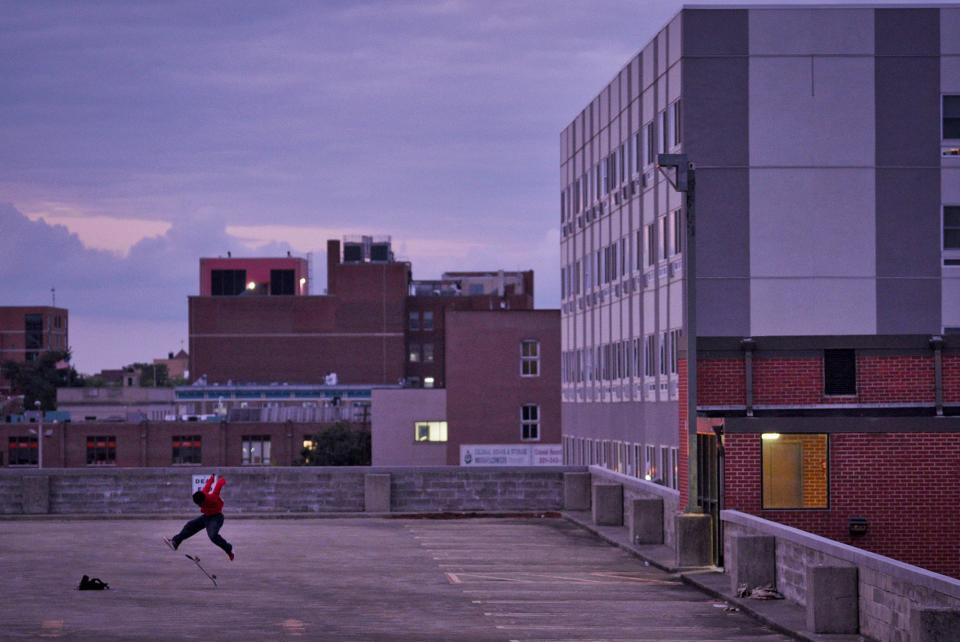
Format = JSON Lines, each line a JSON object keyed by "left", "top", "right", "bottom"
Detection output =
{"left": 164, "top": 474, "right": 234, "bottom": 561}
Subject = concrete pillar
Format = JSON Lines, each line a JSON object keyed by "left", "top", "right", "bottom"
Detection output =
{"left": 629, "top": 497, "right": 664, "bottom": 545}
{"left": 729, "top": 535, "right": 776, "bottom": 593}
{"left": 22, "top": 475, "right": 50, "bottom": 514}
{"left": 675, "top": 513, "right": 712, "bottom": 567}
{"left": 364, "top": 473, "right": 391, "bottom": 513}
{"left": 911, "top": 608, "right": 960, "bottom": 642}
{"left": 563, "top": 472, "right": 591, "bottom": 511}
{"left": 591, "top": 483, "right": 623, "bottom": 526}
{"left": 805, "top": 565, "right": 858, "bottom": 634}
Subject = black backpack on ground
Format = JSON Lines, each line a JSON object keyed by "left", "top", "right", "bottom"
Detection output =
{"left": 78, "top": 575, "right": 109, "bottom": 590}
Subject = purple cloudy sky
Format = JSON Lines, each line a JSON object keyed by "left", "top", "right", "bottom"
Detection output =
{"left": 0, "top": 0, "right": 907, "bottom": 373}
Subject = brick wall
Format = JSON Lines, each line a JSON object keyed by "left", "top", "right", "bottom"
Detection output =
{"left": 724, "top": 432, "right": 960, "bottom": 578}
{"left": 945, "top": 353, "right": 960, "bottom": 404}
{"left": 697, "top": 358, "right": 745, "bottom": 405}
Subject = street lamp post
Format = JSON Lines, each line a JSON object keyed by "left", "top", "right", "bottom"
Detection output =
{"left": 657, "top": 153, "right": 698, "bottom": 514}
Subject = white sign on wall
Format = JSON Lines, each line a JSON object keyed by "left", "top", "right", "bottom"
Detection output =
{"left": 460, "top": 444, "right": 563, "bottom": 466}
{"left": 192, "top": 474, "right": 217, "bottom": 493}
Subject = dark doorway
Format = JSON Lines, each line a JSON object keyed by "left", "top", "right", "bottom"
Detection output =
{"left": 697, "top": 432, "right": 723, "bottom": 567}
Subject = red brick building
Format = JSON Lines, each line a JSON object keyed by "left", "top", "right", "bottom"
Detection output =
{"left": 2, "top": 419, "right": 342, "bottom": 468}
{"left": 0, "top": 306, "right": 69, "bottom": 395}
{"left": 683, "top": 336, "right": 960, "bottom": 578}
{"left": 189, "top": 240, "right": 408, "bottom": 385}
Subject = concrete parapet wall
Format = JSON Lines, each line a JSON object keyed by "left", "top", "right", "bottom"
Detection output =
{"left": 722, "top": 510, "right": 960, "bottom": 642}
{"left": 589, "top": 466, "right": 679, "bottom": 548}
{"left": 0, "top": 467, "right": 577, "bottom": 516}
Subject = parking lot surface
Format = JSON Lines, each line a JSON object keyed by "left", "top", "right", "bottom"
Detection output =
{"left": 1, "top": 517, "right": 791, "bottom": 640}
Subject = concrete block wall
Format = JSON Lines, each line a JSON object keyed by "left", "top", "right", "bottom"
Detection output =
{"left": 589, "top": 465, "right": 679, "bottom": 548}
{"left": 0, "top": 466, "right": 574, "bottom": 516}
{"left": 723, "top": 510, "right": 960, "bottom": 642}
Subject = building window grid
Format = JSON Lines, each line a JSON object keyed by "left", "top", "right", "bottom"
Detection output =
{"left": 521, "top": 340, "right": 540, "bottom": 377}
{"left": 86, "top": 435, "right": 117, "bottom": 466}
{"left": 172, "top": 435, "right": 202, "bottom": 465}
{"left": 944, "top": 206, "right": 960, "bottom": 256}
{"left": 761, "top": 433, "right": 829, "bottom": 510}
{"left": 521, "top": 404, "right": 540, "bottom": 441}
{"left": 944, "top": 95, "right": 960, "bottom": 139}
{"left": 8, "top": 436, "right": 38, "bottom": 466}
{"left": 241, "top": 435, "right": 271, "bottom": 465}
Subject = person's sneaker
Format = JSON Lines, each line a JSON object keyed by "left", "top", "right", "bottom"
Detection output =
{"left": 162, "top": 537, "right": 178, "bottom": 551}
{"left": 227, "top": 550, "right": 235, "bottom": 561}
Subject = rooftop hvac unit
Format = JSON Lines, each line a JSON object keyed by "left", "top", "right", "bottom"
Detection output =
{"left": 370, "top": 242, "right": 391, "bottom": 262}
{"left": 343, "top": 243, "right": 364, "bottom": 263}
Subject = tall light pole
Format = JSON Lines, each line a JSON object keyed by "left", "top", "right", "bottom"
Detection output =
{"left": 30, "top": 400, "right": 52, "bottom": 469}
{"left": 657, "top": 153, "right": 699, "bottom": 513}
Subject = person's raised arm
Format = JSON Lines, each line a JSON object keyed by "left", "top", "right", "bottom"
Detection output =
{"left": 211, "top": 476, "right": 227, "bottom": 498}
{"left": 202, "top": 474, "right": 215, "bottom": 494}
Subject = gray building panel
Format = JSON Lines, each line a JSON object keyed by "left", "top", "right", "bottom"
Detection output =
{"left": 876, "top": 278, "right": 942, "bottom": 334}
{"left": 875, "top": 8, "right": 941, "bottom": 57}
{"left": 875, "top": 57, "right": 942, "bottom": 168}
{"left": 562, "top": 401, "right": 678, "bottom": 447}
{"left": 681, "top": 9, "right": 748, "bottom": 58}
{"left": 749, "top": 8, "right": 874, "bottom": 56}
{"left": 697, "top": 278, "right": 750, "bottom": 337}
{"left": 681, "top": 57, "right": 749, "bottom": 169}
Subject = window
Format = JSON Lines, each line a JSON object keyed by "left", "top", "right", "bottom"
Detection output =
{"left": 645, "top": 122, "right": 656, "bottom": 166}
{"left": 634, "top": 131, "right": 642, "bottom": 173}
{"left": 659, "top": 333, "right": 668, "bottom": 375}
{"left": 824, "top": 349, "right": 856, "bottom": 396}
{"left": 660, "top": 216, "right": 669, "bottom": 259}
{"left": 86, "top": 435, "right": 116, "bottom": 466}
{"left": 269, "top": 269, "right": 295, "bottom": 295}
{"left": 408, "top": 344, "right": 421, "bottom": 363}
{"left": 762, "top": 433, "right": 828, "bottom": 509}
{"left": 660, "top": 447, "right": 670, "bottom": 487}
{"left": 945, "top": 206, "right": 960, "bottom": 258}
{"left": 423, "top": 376, "right": 435, "bottom": 388}
{"left": 422, "top": 343, "right": 434, "bottom": 363}
{"left": 658, "top": 110, "right": 668, "bottom": 154}
{"left": 8, "top": 436, "right": 37, "bottom": 466}
{"left": 172, "top": 435, "right": 201, "bottom": 465}
{"left": 670, "top": 329, "right": 681, "bottom": 375}
{"left": 672, "top": 210, "right": 682, "bottom": 255}
{"left": 406, "top": 376, "right": 421, "bottom": 388}
{"left": 415, "top": 421, "right": 447, "bottom": 442}
{"left": 521, "top": 404, "right": 540, "bottom": 441}
{"left": 672, "top": 100, "right": 682, "bottom": 146}
{"left": 644, "top": 445, "right": 657, "bottom": 481}
{"left": 521, "top": 340, "right": 540, "bottom": 376}
{"left": 944, "top": 95, "right": 960, "bottom": 139}
{"left": 408, "top": 311, "right": 420, "bottom": 331}
{"left": 644, "top": 335, "right": 655, "bottom": 377}
{"left": 422, "top": 311, "right": 434, "bottom": 331}
{"left": 210, "top": 269, "right": 246, "bottom": 296}
{"left": 24, "top": 313, "right": 43, "bottom": 362}
{"left": 242, "top": 435, "right": 271, "bottom": 465}
{"left": 670, "top": 448, "right": 679, "bottom": 490}
{"left": 646, "top": 224, "right": 656, "bottom": 267}
{"left": 635, "top": 230, "right": 643, "bottom": 270}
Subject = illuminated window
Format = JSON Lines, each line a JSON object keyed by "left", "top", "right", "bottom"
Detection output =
{"left": 644, "top": 445, "right": 657, "bottom": 481}
{"left": 423, "top": 377, "right": 435, "bottom": 389}
{"left": 408, "top": 344, "right": 421, "bottom": 363}
{"left": 762, "top": 434, "right": 828, "bottom": 509}
{"left": 521, "top": 340, "right": 540, "bottom": 376}
{"left": 415, "top": 421, "right": 447, "bottom": 442}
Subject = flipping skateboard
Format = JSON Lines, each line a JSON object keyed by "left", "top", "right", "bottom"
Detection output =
{"left": 163, "top": 538, "right": 218, "bottom": 588}
{"left": 185, "top": 554, "right": 218, "bottom": 588}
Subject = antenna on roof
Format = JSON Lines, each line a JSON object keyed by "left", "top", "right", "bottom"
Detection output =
{"left": 51, "top": 287, "right": 56, "bottom": 307}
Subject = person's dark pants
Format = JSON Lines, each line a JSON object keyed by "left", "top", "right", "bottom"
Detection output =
{"left": 172, "top": 513, "right": 232, "bottom": 555}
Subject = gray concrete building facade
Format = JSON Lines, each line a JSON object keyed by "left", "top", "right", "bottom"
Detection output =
{"left": 560, "top": 6, "right": 960, "bottom": 477}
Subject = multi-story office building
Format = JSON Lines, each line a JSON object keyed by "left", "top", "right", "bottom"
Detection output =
{"left": 561, "top": 6, "right": 960, "bottom": 571}
{"left": 0, "top": 306, "right": 69, "bottom": 395}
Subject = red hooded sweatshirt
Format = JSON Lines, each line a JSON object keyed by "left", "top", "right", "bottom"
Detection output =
{"left": 199, "top": 474, "right": 226, "bottom": 516}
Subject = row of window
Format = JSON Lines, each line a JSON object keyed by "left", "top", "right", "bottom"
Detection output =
{"left": 563, "top": 436, "right": 679, "bottom": 489}
{"left": 410, "top": 340, "right": 541, "bottom": 378}
{"left": 413, "top": 404, "right": 541, "bottom": 443}
{"left": 210, "top": 269, "right": 298, "bottom": 296}
{"left": 562, "top": 330, "right": 680, "bottom": 384}
{"left": 561, "top": 211, "right": 682, "bottom": 299}
{"left": 7, "top": 435, "right": 280, "bottom": 466}
{"left": 561, "top": 100, "right": 682, "bottom": 222}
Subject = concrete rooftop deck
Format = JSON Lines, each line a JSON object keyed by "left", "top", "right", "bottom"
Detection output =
{"left": 1, "top": 517, "right": 792, "bottom": 641}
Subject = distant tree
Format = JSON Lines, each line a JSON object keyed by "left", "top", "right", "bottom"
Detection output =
{"left": 301, "top": 422, "right": 371, "bottom": 466}
{"left": 1, "top": 350, "right": 79, "bottom": 410}
{"left": 126, "top": 362, "right": 169, "bottom": 387}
